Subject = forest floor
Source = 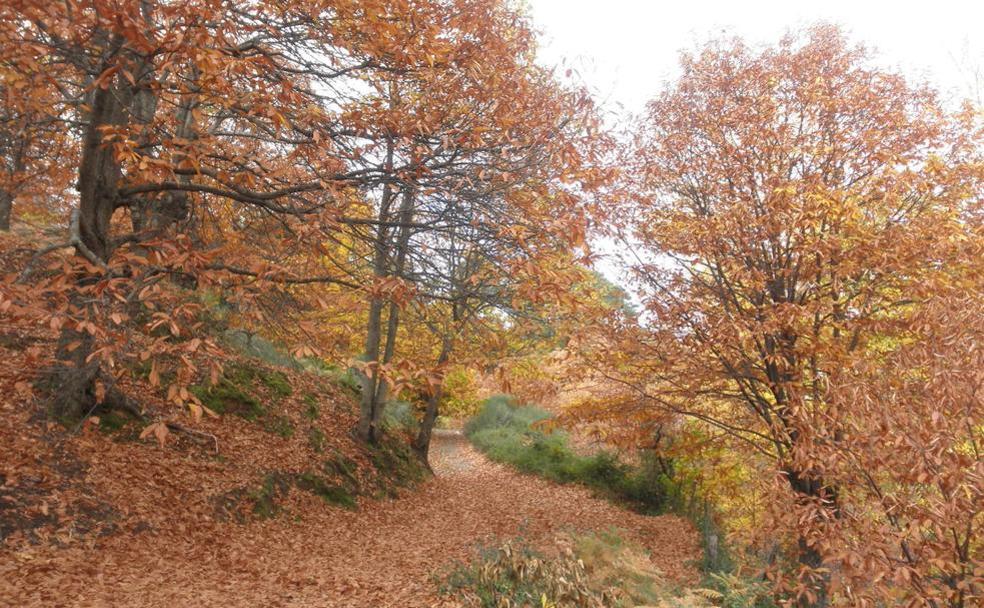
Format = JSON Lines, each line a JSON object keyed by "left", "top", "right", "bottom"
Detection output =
{"left": 2, "top": 427, "right": 698, "bottom": 607}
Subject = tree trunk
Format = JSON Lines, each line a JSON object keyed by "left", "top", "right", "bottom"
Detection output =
{"left": 357, "top": 296, "right": 386, "bottom": 442}
{"left": 357, "top": 183, "right": 417, "bottom": 443}
{"left": 412, "top": 340, "right": 451, "bottom": 465}
{"left": 412, "top": 388, "right": 442, "bottom": 465}
{"left": 785, "top": 467, "right": 838, "bottom": 608}
{"left": 369, "top": 189, "right": 416, "bottom": 437}
{"left": 45, "top": 38, "right": 135, "bottom": 420}
{"left": 0, "top": 189, "right": 11, "bottom": 231}
{"left": 356, "top": 137, "right": 396, "bottom": 443}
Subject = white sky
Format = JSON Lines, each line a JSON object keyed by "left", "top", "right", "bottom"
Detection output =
{"left": 526, "top": 1, "right": 984, "bottom": 287}
{"left": 528, "top": 0, "right": 984, "bottom": 116}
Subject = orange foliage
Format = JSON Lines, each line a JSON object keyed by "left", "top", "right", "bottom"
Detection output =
{"left": 576, "top": 25, "right": 983, "bottom": 607}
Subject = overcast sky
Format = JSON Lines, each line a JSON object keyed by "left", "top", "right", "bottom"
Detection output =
{"left": 524, "top": 0, "right": 984, "bottom": 286}
{"left": 527, "top": 0, "right": 984, "bottom": 115}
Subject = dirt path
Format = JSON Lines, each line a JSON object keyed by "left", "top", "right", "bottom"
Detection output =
{"left": 2, "top": 432, "right": 699, "bottom": 607}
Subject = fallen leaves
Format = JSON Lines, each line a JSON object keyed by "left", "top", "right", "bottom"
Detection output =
{"left": 0, "top": 309, "right": 699, "bottom": 606}
{"left": 1, "top": 431, "right": 699, "bottom": 607}
{"left": 138, "top": 422, "right": 170, "bottom": 448}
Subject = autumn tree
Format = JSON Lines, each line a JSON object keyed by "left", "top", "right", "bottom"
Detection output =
{"left": 582, "top": 25, "right": 982, "bottom": 606}
{"left": 2, "top": 0, "right": 530, "bottom": 421}
{"left": 320, "top": 0, "right": 604, "bottom": 444}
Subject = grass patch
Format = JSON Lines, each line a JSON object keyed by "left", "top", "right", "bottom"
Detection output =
{"left": 382, "top": 400, "right": 418, "bottom": 432}
{"left": 302, "top": 393, "right": 320, "bottom": 420}
{"left": 295, "top": 472, "right": 357, "bottom": 510}
{"left": 308, "top": 427, "right": 326, "bottom": 452}
{"left": 466, "top": 399, "right": 776, "bottom": 606}
{"left": 701, "top": 573, "right": 775, "bottom": 608}
{"left": 258, "top": 369, "right": 292, "bottom": 399}
{"left": 444, "top": 530, "right": 768, "bottom": 608}
{"left": 215, "top": 463, "right": 361, "bottom": 523}
{"left": 465, "top": 396, "right": 671, "bottom": 514}
{"left": 322, "top": 364, "right": 362, "bottom": 395}
{"left": 250, "top": 472, "right": 292, "bottom": 519}
{"left": 323, "top": 450, "right": 361, "bottom": 492}
{"left": 222, "top": 329, "right": 300, "bottom": 370}
{"left": 97, "top": 410, "right": 132, "bottom": 434}
{"left": 189, "top": 363, "right": 267, "bottom": 420}
{"left": 264, "top": 414, "right": 294, "bottom": 438}
{"left": 189, "top": 362, "right": 294, "bottom": 435}
{"left": 574, "top": 529, "right": 665, "bottom": 605}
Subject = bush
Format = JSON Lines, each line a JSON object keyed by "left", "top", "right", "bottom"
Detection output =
{"left": 382, "top": 400, "right": 418, "bottom": 432}
{"left": 443, "top": 538, "right": 612, "bottom": 607}
{"left": 464, "top": 395, "right": 550, "bottom": 436}
{"left": 465, "top": 398, "right": 668, "bottom": 513}
{"left": 444, "top": 530, "right": 683, "bottom": 607}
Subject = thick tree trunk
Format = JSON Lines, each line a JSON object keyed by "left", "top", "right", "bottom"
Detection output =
{"left": 46, "top": 40, "right": 136, "bottom": 420}
{"left": 47, "top": 324, "right": 101, "bottom": 420}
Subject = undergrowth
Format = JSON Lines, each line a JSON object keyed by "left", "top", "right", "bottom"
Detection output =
{"left": 443, "top": 536, "right": 614, "bottom": 607}
{"left": 189, "top": 361, "right": 291, "bottom": 420}
{"left": 464, "top": 397, "right": 776, "bottom": 607}
{"left": 465, "top": 396, "right": 672, "bottom": 514}
{"left": 443, "top": 529, "right": 764, "bottom": 608}
{"left": 445, "top": 529, "right": 774, "bottom": 608}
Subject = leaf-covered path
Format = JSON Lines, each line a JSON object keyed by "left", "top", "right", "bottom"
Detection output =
{"left": 2, "top": 431, "right": 699, "bottom": 607}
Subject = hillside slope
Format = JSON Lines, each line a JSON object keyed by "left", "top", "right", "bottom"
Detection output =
{"left": 0, "top": 289, "right": 699, "bottom": 606}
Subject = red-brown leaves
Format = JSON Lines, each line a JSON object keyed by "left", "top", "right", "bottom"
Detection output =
{"left": 139, "top": 421, "right": 170, "bottom": 448}
{"left": 575, "top": 24, "right": 984, "bottom": 606}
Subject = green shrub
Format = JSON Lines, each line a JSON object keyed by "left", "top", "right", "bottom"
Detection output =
{"left": 320, "top": 364, "right": 362, "bottom": 395}
{"left": 465, "top": 398, "right": 667, "bottom": 513}
{"left": 467, "top": 401, "right": 770, "bottom": 600}
{"left": 382, "top": 400, "right": 418, "bottom": 432}
{"left": 704, "top": 572, "right": 776, "bottom": 608}
{"left": 464, "top": 395, "right": 550, "bottom": 436}
{"left": 222, "top": 329, "right": 300, "bottom": 369}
